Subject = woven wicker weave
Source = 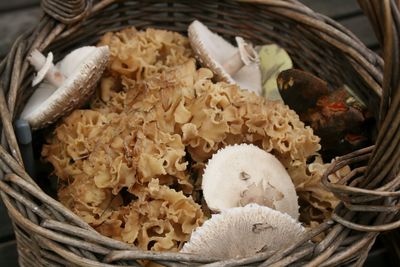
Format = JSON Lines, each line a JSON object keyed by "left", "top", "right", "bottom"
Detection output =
{"left": 0, "top": 0, "right": 399, "bottom": 266}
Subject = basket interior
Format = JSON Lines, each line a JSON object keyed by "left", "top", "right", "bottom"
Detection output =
{"left": 35, "top": 1, "right": 381, "bottom": 115}
{"left": 17, "top": 0, "right": 383, "bottom": 217}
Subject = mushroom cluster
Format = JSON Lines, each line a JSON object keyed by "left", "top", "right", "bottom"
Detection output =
{"left": 43, "top": 28, "right": 205, "bottom": 251}
{"left": 42, "top": 26, "right": 347, "bottom": 252}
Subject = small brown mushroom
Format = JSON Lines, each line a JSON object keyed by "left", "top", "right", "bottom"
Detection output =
{"left": 304, "top": 87, "right": 369, "bottom": 159}
{"left": 20, "top": 46, "right": 109, "bottom": 129}
{"left": 277, "top": 69, "right": 329, "bottom": 113}
{"left": 188, "top": 20, "right": 262, "bottom": 95}
{"left": 277, "top": 69, "right": 371, "bottom": 160}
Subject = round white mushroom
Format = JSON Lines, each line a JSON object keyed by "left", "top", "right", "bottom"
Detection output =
{"left": 20, "top": 46, "right": 110, "bottom": 129}
{"left": 188, "top": 20, "right": 262, "bottom": 95}
{"left": 181, "top": 204, "right": 305, "bottom": 259}
{"left": 202, "top": 144, "right": 299, "bottom": 219}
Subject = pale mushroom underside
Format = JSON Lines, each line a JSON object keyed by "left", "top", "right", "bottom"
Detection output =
{"left": 181, "top": 204, "right": 305, "bottom": 259}
{"left": 188, "top": 20, "right": 262, "bottom": 94}
{"left": 21, "top": 46, "right": 109, "bottom": 129}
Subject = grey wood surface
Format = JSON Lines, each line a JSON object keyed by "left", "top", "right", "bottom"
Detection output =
{"left": 0, "top": 0, "right": 39, "bottom": 11}
{"left": 0, "top": 241, "right": 19, "bottom": 267}
{"left": 0, "top": 7, "right": 42, "bottom": 57}
{"left": 0, "top": 0, "right": 379, "bottom": 58}
{"left": 0, "top": 199, "right": 13, "bottom": 236}
{"left": 0, "top": 0, "right": 385, "bottom": 266}
{"left": 301, "top": 0, "right": 361, "bottom": 17}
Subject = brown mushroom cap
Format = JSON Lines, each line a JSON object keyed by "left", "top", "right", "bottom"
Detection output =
{"left": 21, "top": 46, "right": 109, "bottom": 129}
{"left": 277, "top": 68, "right": 329, "bottom": 114}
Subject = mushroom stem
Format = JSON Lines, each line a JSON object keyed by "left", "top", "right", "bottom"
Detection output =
{"left": 222, "top": 51, "right": 244, "bottom": 75}
{"left": 221, "top": 37, "right": 258, "bottom": 76}
{"left": 28, "top": 50, "right": 65, "bottom": 87}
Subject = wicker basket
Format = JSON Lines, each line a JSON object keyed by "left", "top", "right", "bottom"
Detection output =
{"left": 0, "top": 0, "right": 399, "bottom": 266}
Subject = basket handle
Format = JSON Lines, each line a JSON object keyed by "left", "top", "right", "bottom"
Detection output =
{"left": 326, "top": 0, "right": 400, "bottom": 233}
{"left": 41, "top": 0, "right": 92, "bottom": 24}
{"left": 356, "top": 0, "right": 400, "bottom": 187}
{"left": 358, "top": 0, "right": 399, "bottom": 125}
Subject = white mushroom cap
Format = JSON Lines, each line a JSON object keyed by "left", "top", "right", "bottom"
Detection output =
{"left": 181, "top": 204, "right": 305, "bottom": 259}
{"left": 21, "top": 46, "right": 109, "bottom": 129}
{"left": 258, "top": 44, "right": 293, "bottom": 101}
{"left": 202, "top": 144, "right": 299, "bottom": 219}
{"left": 188, "top": 20, "right": 262, "bottom": 95}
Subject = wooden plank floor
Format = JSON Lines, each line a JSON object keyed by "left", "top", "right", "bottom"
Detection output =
{"left": 0, "top": 0, "right": 385, "bottom": 266}
{"left": 0, "top": 0, "right": 41, "bottom": 58}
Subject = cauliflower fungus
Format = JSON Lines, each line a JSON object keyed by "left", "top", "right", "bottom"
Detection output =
{"left": 42, "top": 27, "right": 346, "bottom": 251}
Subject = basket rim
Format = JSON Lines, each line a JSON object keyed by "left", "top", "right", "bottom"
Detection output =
{"left": 1, "top": 0, "right": 399, "bottom": 266}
